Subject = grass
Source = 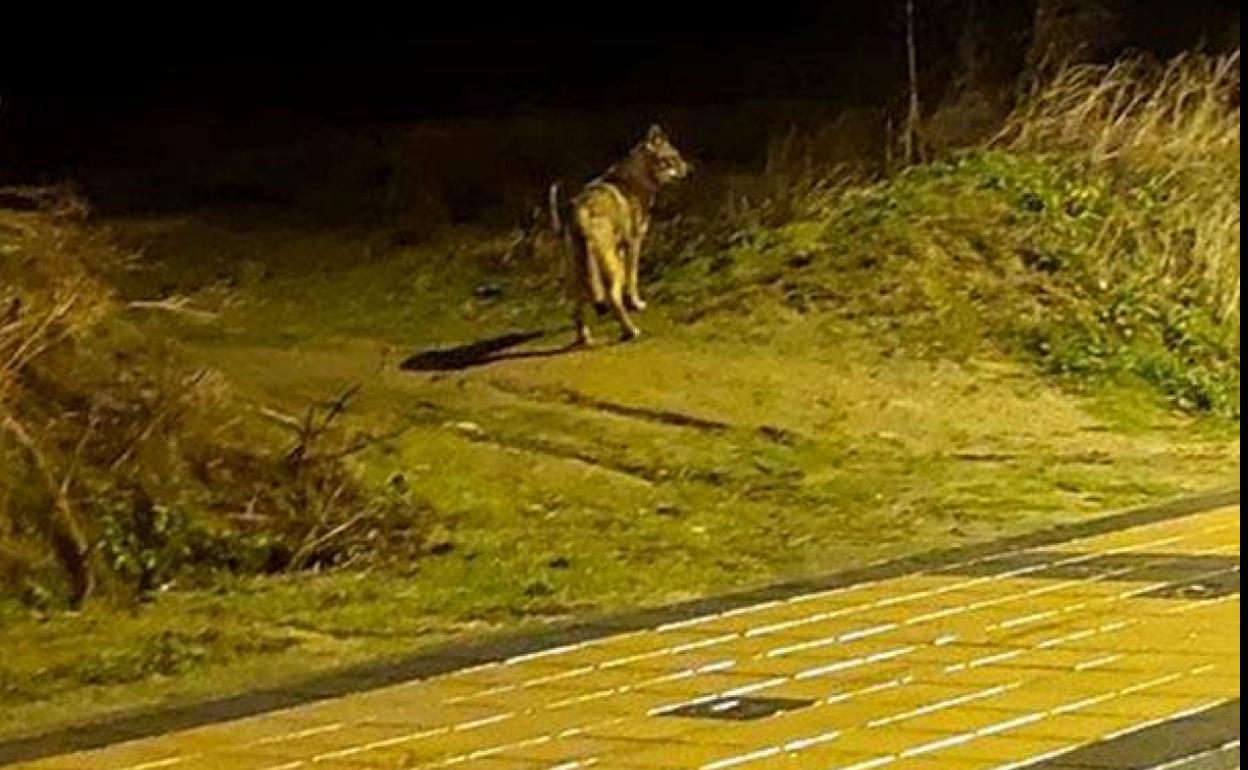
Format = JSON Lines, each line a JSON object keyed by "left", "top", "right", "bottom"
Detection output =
{"left": 655, "top": 75, "right": 1240, "bottom": 415}
{"left": 1002, "top": 52, "right": 1240, "bottom": 322}
{"left": 2, "top": 288, "right": 1234, "bottom": 737}
{"left": 0, "top": 52, "right": 1239, "bottom": 739}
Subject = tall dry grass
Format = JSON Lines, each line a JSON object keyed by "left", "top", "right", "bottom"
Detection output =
{"left": 998, "top": 51, "right": 1241, "bottom": 322}
{"left": 1, "top": 192, "right": 429, "bottom": 609}
{"left": 1, "top": 189, "right": 120, "bottom": 605}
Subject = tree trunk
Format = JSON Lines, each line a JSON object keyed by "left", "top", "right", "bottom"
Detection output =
{"left": 955, "top": 0, "right": 982, "bottom": 95}
{"left": 902, "top": 0, "right": 925, "bottom": 165}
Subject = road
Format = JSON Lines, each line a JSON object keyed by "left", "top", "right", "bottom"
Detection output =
{"left": 5, "top": 494, "right": 1240, "bottom": 770}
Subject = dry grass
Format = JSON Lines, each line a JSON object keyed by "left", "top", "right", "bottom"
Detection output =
{"left": 642, "top": 50, "right": 1239, "bottom": 418}
{"left": 1, "top": 189, "right": 122, "bottom": 605}
{"left": 1001, "top": 52, "right": 1240, "bottom": 164}
{"left": 0, "top": 193, "right": 429, "bottom": 609}
{"left": 998, "top": 52, "right": 1241, "bottom": 322}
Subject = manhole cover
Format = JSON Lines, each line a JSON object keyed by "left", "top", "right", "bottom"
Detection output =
{"left": 657, "top": 696, "right": 816, "bottom": 721}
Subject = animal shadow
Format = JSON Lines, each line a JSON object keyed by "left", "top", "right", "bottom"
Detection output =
{"left": 399, "top": 329, "right": 580, "bottom": 373}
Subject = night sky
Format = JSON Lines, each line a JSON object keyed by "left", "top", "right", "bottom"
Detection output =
{"left": 3, "top": 7, "right": 873, "bottom": 119}
{"left": 0, "top": 1, "right": 1237, "bottom": 172}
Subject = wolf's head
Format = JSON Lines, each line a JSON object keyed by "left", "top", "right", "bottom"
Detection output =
{"left": 634, "top": 124, "right": 692, "bottom": 184}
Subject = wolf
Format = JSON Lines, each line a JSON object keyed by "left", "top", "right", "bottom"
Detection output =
{"left": 549, "top": 124, "right": 692, "bottom": 345}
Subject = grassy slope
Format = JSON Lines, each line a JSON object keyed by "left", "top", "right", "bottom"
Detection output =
{"left": 1, "top": 67, "right": 1239, "bottom": 735}
{"left": 2, "top": 232, "right": 1236, "bottom": 737}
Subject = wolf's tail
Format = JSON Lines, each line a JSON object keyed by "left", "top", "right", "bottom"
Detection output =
{"left": 548, "top": 182, "right": 564, "bottom": 235}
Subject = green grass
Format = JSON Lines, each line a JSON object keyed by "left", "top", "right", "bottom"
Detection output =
{"left": 649, "top": 147, "right": 1239, "bottom": 419}
{"left": 2, "top": 265, "right": 1235, "bottom": 737}
{"left": 0, "top": 52, "right": 1239, "bottom": 741}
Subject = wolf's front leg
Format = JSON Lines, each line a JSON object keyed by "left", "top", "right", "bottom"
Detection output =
{"left": 624, "top": 235, "right": 648, "bottom": 312}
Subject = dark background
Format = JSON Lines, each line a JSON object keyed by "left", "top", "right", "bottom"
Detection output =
{"left": 5, "top": 7, "right": 885, "bottom": 119}
{"left": 0, "top": 2, "right": 1238, "bottom": 195}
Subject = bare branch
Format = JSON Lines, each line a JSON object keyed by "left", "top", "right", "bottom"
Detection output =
{"left": 289, "top": 508, "right": 367, "bottom": 573}
{"left": 256, "top": 404, "right": 304, "bottom": 432}
{"left": 109, "top": 369, "right": 211, "bottom": 471}
{"left": 299, "top": 424, "right": 412, "bottom": 465}
{"left": 126, "top": 296, "right": 218, "bottom": 321}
